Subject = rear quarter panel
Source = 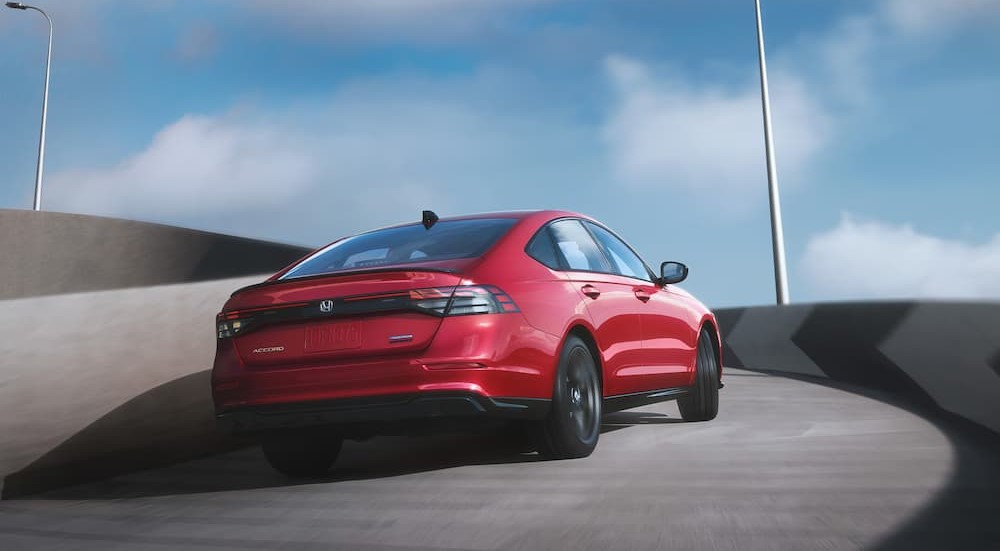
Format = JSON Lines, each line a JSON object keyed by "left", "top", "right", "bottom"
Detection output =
{"left": 464, "top": 213, "right": 584, "bottom": 341}
{"left": 464, "top": 213, "right": 607, "bottom": 391}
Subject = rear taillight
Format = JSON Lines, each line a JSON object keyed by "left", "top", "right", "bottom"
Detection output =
{"left": 409, "top": 285, "right": 519, "bottom": 316}
{"left": 216, "top": 316, "right": 248, "bottom": 339}
{"left": 216, "top": 285, "right": 518, "bottom": 339}
{"left": 408, "top": 287, "right": 454, "bottom": 315}
{"left": 216, "top": 301, "right": 309, "bottom": 339}
{"left": 444, "top": 285, "right": 520, "bottom": 315}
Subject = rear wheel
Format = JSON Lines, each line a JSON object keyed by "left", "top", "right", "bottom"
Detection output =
{"left": 261, "top": 429, "right": 343, "bottom": 477}
{"left": 536, "top": 335, "right": 602, "bottom": 459}
{"left": 678, "top": 329, "right": 720, "bottom": 422}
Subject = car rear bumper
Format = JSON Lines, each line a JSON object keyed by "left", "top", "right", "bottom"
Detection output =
{"left": 216, "top": 391, "right": 550, "bottom": 434}
{"left": 212, "top": 313, "right": 563, "bottom": 415}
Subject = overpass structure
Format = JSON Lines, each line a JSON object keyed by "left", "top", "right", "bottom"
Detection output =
{"left": 0, "top": 210, "right": 997, "bottom": 550}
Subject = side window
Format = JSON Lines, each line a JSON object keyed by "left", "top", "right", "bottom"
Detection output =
{"left": 549, "top": 220, "right": 610, "bottom": 272}
{"left": 526, "top": 228, "right": 561, "bottom": 269}
{"left": 584, "top": 222, "right": 651, "bottom": 281}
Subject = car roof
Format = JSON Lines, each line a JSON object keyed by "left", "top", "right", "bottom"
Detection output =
{"left": 361, "top": 209, "right": 589, "bottom": 232}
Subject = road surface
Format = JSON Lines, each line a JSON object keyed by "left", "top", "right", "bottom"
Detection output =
{"left": 1, "top": 368, "right": 997, "bottom": 550}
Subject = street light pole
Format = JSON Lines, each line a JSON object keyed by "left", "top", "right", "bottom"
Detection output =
{"left": 6, "top": 2, "right": 52, "bottom": 212}
{"left": 753, "top": 0, "right": 790, "bottom": 305}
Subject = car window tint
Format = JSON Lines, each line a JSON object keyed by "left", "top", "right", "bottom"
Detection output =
{"left": 549, "top": 220, "right": 609, "bottom": 272}
{"left": 282, "top": 218, "right": 517, "bottom": 279}
{"left": 526, "top": 228, "right": 561, "bottom": 269}
{"left": 584, "top": 222, "right": 650, "bottom": 281}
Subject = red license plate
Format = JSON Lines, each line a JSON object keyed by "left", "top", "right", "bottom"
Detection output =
{"left": 304, "top": 321, "right": 362, "bottom": 352}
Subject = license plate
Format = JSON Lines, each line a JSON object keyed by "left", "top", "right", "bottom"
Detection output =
{"left": 304, "top": 321, "right": 362, "bottom": 352}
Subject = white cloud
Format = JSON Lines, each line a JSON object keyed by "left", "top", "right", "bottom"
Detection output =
{"left": 811, "top": 15, "right": 878, "bottom": 108}
{"left": 48, "top": 114, "right": 317, "bottom": 217}
{"left": 882, "top": 0, "right": 1000, "bottom": 34}
{"left": 239, "top": 0, "right": 555, "bottom": 44}
{"left": 45, "top": 73, "right": 600, "bottom": 242}
{"left": 802, "top": 214, "right": 1000, "bottom": 299}
{"left": 799, "top": 0, "right": 1000, "bottom": 108}
{"left": 601, "top": 55, "right": 831, "bottom": 202}
{"left": 0, "top": 1, "right": 108, "bottom": 61}
{"left": 0, "top": 1, "right": 177, "bottom": 62}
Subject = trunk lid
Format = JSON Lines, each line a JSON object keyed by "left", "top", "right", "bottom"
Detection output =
{"left": 225, "top": 268, "right": 464, "bottom": 367}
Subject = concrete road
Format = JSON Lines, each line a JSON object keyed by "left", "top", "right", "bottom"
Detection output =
{"left": 1, "top": 369, "right": 998, "bottom": 550}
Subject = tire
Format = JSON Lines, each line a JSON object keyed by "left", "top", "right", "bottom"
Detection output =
{"left": 261, "top": 429, "right": 343, "bottom": 477}
{"left": 678, "top": 329, "right": 720, "bottom": 422}
{"left": 536, "top": 335, "right": 602, "bottom": 459}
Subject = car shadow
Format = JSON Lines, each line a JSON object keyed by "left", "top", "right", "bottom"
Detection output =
{"left": 24, "top": 430, "right": 528, "bottom": 500}
{"left": 601, "top": 410, "right": 685, "bottom": 433}
{"left": 28, "top": 412, "right": 673, "bottom": 501}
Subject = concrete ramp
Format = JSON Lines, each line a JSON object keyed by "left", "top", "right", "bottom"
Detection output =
{"left": 2, "top": 368, "right": 998, "bottom": 550}
{"left": 1, "top": 212, "right": 999, "bottom": 548}
{"left": 0, "top": 276, "right": 261, "bottom": 497}
{"left": 0, "top": 210, "right": 312, "bottom": 497}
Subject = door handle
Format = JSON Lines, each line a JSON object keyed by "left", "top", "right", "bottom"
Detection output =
{"left": 634, "top": 289, "right": 651, "bottom": 302}
{"left": 581, "top": 284, "right": 601, "bottom": 299}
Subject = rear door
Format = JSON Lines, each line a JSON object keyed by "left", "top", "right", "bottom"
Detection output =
{"left": 547, "top": 219, "right": 645, "bottom": 397}
{"left": 583, "top": 221, "right": 692, "bottom": 390}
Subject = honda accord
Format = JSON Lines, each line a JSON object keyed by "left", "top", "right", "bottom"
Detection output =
{"left": 212, "top": 210, "right": 722, "bottom": 475}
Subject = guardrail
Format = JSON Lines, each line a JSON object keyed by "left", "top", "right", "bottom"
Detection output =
{"left": 716, "top": 302, "right": 1000, "bottom": 436}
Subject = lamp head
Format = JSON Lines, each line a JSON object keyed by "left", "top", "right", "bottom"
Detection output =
{"left": 6, "top": 2, "right": 28, "bottom": 9}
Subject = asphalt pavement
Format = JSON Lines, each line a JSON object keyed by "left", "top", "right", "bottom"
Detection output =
{"left": 1, "top": 368, "right": 997, "bottom": 550}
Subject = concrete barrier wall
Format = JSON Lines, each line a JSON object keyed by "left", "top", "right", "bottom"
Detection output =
{"left": 716, "top": 302, "right": 1000, "bottom": 436}
{"left": 0, "top": 209, "right": 311, "bottom": 300}
{"left": 0, "top": 211, "right": 313, "bottom": 498}
{"left": 0, "top": 277, "right": 262, "bottom": 497}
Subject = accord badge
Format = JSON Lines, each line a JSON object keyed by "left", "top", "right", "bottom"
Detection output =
{"left": 251, "top": 346, "right": 285, "bottom": 353}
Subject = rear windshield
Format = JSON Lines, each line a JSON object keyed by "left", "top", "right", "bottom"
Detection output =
{"left": 281, "top": 218, "right": 518, "bottom": 280}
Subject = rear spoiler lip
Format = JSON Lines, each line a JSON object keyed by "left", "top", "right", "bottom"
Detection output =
{"left": 230, "top": 266, "right": 461, "bottom": 298}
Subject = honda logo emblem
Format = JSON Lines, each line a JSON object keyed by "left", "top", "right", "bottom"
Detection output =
{"left": 319, "top": 300, "right": 334, "bottom": 313}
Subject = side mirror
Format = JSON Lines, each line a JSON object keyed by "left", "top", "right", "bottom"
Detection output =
{"left": 659, "top": 261, "right": 688, "bottom": 285}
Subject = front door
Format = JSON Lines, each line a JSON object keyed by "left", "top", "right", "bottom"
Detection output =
{"left": 547, "top": 219, "right": 645, "bottom": 397}
{"left": 583, "top": 221, "right": 692, "bottom": 391}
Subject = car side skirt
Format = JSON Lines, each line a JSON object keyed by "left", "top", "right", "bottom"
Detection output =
{"left": 602, "top": 386, "right": 690, "bottom": 414}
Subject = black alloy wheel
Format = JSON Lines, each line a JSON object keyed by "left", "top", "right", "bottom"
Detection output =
{"left": 678, "top": 329, "right": 720, "bottom": 422}
{"left": 537, "top": 334, "right": 602, "bottom": 459}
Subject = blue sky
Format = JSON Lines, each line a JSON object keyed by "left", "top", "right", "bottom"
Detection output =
{"left": 2, "top": 0, "right": 998, "bottom": 307}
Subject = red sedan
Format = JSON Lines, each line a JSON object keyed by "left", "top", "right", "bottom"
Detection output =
{"left": 213, "top": 210, "right": 722, "bottom": 475}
